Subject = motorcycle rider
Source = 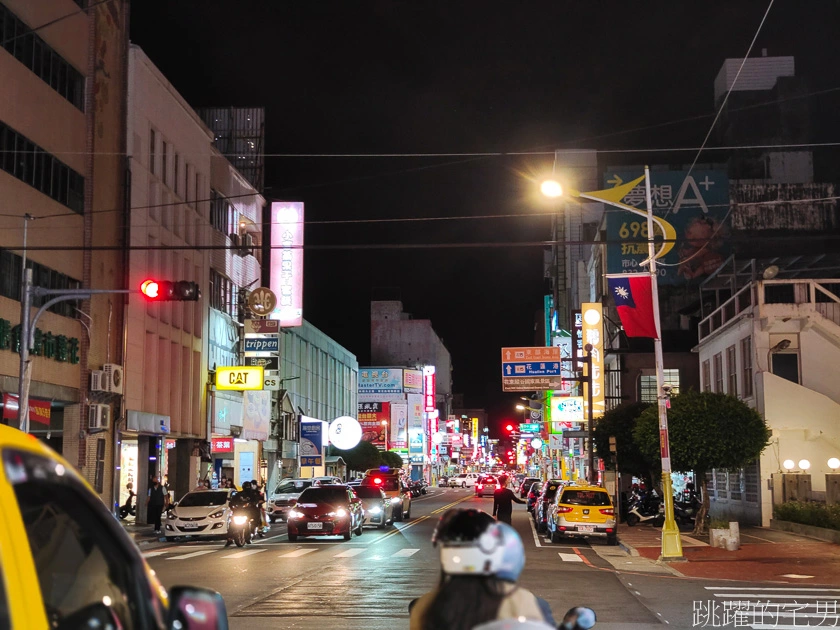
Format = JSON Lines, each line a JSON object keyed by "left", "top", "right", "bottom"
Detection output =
{"left": 225, "top": 481, "right": 261, "bottom": 547}
{"left": 251, "top": 478, "right": 269, "bottom": 533}
{"left": 409, "top": 508, "right": 555, "bottom": 630}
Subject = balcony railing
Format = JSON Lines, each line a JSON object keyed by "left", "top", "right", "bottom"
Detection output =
{"left": 699, "top": 280, "right": 840, "bottom": 341}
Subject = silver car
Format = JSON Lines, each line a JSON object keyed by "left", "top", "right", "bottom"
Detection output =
{"left": 353, "top": 485, "right": 393, "bottom": 528}
{"left": 267, "top": 478, "right": 313, "bottom": 522}
{"left": 164, "top": 489, "right": 232, "bottom": 541}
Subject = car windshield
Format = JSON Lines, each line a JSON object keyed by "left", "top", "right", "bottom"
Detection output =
{"left": 297, "top": 487, "right": 348, "bottom": 505}
{"left": 560, "top": 490, "right": 612, "bottom": 506}
{"left": 274, "top": 480, "right": 312, "bottom": 495}
{"left": 178, "top": 491, "right": 228, "bottom": 507}
{"left": 353, "top": 487, "right": 384, "bottom": 499}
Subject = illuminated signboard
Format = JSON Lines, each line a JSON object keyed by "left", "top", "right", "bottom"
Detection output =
{"left": 269, "top": 202, "right": 304, "bottom": 327}
{"left": 215, "top": 366, "right": 265, "bottom": 391}
{"left": 423, "top": 366, "right": 436, "bottom": 412}
{"left": 211, "top": 437, "right": 234, "bottom": 453}
{"left": 581, "top": 303, "right": 605, "bottom": 419}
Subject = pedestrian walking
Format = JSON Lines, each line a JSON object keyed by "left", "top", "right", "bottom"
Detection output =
{"left": 146, "top": 476, "right": 166, "bottom": 535}
{"left": 493, "top": 477, "right": 525, "bottom": 525}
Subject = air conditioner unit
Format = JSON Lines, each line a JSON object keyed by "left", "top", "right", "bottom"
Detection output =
{"left": 242, "top": 233, "right": 254, "bottom": 252}
{"left": 228, "top": 233, "right": 241, "bottom": 248}
{"left": 103, "top": 363, "right": 124, "bottom": 394}
{"left": 90, "top": 370, "right": 107, "bottom": 392}
{"left": 88, "top": 404, "right": 111, "bottom": 430}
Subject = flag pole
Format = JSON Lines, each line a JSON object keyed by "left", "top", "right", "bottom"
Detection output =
{"left": 643, "top": 166, "right": 683, "bottom": 560}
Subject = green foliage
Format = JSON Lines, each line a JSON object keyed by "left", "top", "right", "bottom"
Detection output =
{"left": 774, "top": 501, "right": 840, "bottom": 531}
{"left": 593, "top": 402, "right": 652, "bottom": 481}
{"left": 380, "top": 451, "right": 405, "bottom": 469}
{"left": 633, "top": 390, "right": 770, "bottom": 474}
{"left": 328, "top": 441, "right": 382, "bottom": 473}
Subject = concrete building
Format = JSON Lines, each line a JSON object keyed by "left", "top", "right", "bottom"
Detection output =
{"left": 697, "top": 271, "right": 840, "bottom": 526}
{"left": 198, "top": 107, "right": 265, "bottom": 193}
{"left": 0, "top": 1, "right": 129, "bottom": 507}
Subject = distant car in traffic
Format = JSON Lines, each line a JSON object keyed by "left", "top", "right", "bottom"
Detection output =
{"left": 267, "top": 478, "right": 313, "bottom": 523}
{"left": 311, "top": 475, "right": 343, "bottom": 486}
{"left": 164, "top": 488, "right": 232, "bottom": 541}
{"left": 437, "top": 476, "right": 449, "bottom": 487}
{"left": 547, "top": 484, "right": 617, "bottom": 545}
{"left": 534, "top": 479, "right": 565, "bottom": 533}
{"left": 475, "top": 475, "right": 500, "bottom": 497}
{"left": 361, "top": 473, "right": 412, "bottom": 520}
{"left": 448, "top": 473, "right": 479, "bottom": 488}
{"left": 519, "top": 476, "right": 541, "bottom": 498}
{"left": 526, "top": 481, "right": 542, "bottom": 514}
{"left": 354, "top": 484, "right": 393, "bottom": 528}
{"left": 287, "top": 485, "right": 364, "bottom": 541}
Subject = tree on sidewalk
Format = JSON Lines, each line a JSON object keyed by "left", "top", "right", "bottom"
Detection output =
{"left": 593, "top": 401, "right": 653, "bottom": 486}
{"left": 380, "top": 451, "right": 404, "bottom": 469}
{"left": 633, "top": 390, "right": 770, "bottom": 535}
{"left": 328, "top": 441, "right": 382, "bottom": 476}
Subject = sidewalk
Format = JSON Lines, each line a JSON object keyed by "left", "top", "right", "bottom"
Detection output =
{"left": 120, "top": 520, "right": 164, "bottom": 546}
{"left": 620, "top": 523, "right": 840, "bottom": 584}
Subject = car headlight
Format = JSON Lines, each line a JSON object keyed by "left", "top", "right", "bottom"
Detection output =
{"left": 288, "top": 510, "right": 304, "bottom": 519}
{"left": 368, "top": 506, "right": 382, "bottom": 514}
{"left": 328, "top": 508, "right": 348, "bottom": 518}
{"left": 391, "top": 497, "right": 402, "bottom": 504}
{"left": 209, "top": 510, "right": 225, "bottom": 519}
{"left": 232, "top": 515, "right": 248, "bottom": 525}
{"left": 167, "top": 512, "right": 177, "bottom": 520}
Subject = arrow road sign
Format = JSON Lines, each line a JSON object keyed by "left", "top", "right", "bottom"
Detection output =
{"left": 501, "top": 362, "right": 561, "bottom": 377}
{"left": 501, "top": 347, "right": 562, "bottom": 391}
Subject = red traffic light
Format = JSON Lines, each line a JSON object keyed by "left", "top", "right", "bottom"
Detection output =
{"left": 139, "top": 279, "right": 200, "bottom": 302}
{"left": 140, "top": 279, "right": 159, "bottom": 299}
{"left": 505, "top": 424, "right": 514, "bottom": 432}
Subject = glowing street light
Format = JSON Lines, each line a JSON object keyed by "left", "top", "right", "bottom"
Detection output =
{"left": 783, "top": 459, "right": 795, "bottom": 471}
{"left": 540, "top": 180, "right": 563, "bottom": 198}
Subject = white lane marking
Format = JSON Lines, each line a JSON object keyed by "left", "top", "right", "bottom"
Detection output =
{"left": 559, "top": 552, "right": 583, "bottom": 563}
{"left": 279, "top": 548, "right": 318, "bottom": 558}
{"left": 142, "top": 551, "right": 170, "bottom": 558}
{"left": 392, "top": 548, "right": 419, "bottom": 558}
{"left": 528, "top": 516, "right": 542, "bottom": 548}
{"left": 707, "top": 587, "right": 840, "bottom": 592}
{"left": 334, "top": 548, "right": 365, "bottom": 558}
{"left": 223, "top": 549, "right": 266, "bottom": 559}
{"left": 166, "top": 550, "right": 216, "bottom": 560}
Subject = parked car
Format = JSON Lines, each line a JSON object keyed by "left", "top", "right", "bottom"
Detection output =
{"left": 448, "top": 473, "right": 479, "bottom": 488}
{"left": 547, "top": 484, "right": 617, "bottom": 545}
{"left": 361, "top": 473, "right": 412, "bottom": 520}
{"left": 311, "top": 476, "right": 343, "bottom": 486}
{"left": 475, "top": 475, "right": 500, "bottom": 497}
{"left": 354, "top": 485, "right": 393, "bottom": 528}
{"left": 164, "top": 488, "right": 232, "bottom": 541}
{"left": 526, "top": 481, "right": 542, "bottom": 514}
{"left": 534, "top": 479, "right": 565, "bottom": 533}
{"left": 519, "top": 477, "right": 541, "bottom": 498}
{"left": 287, "top": 485, "right": 364, "bottom": 541}
{"left": 267, "top": 478, "right": 313, "bottom": 523}
{"left": 437, "top": 476, "right": 449, "bottom": 487}
{"left": 0, "top": 424, "right": 228, "bottom": 629}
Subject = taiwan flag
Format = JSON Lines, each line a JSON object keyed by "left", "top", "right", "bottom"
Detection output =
{"left": 607, "top": 274, "right": 659, "bottom": 339}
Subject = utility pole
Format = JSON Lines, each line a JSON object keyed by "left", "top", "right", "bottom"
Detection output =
{"left": 644, "top": 165, "right": 683, "bottom": 560}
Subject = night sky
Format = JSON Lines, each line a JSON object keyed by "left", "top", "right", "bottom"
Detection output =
{"left": 131, "top": 2, "right": 840, "bottom": 431}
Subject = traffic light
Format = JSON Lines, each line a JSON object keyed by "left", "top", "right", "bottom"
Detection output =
{"left": 505, "top": 424, "right": 515, "bottom": 433}
{"left": 140, "top": 279, "right": 200, "bottom": 301}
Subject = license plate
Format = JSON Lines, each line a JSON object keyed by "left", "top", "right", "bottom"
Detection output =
{"left": 307, "top": 522, "right": 323, "bottom": 530}
{"left": 578, "top": 525, "right": 594, "bottom": 533}
{"left": 182, "top": 523, "right": 199, "bottom": 530}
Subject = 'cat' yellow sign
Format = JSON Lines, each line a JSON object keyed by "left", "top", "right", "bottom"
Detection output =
{"left": 215, "top": 366, "right": 264, "bottom": 391}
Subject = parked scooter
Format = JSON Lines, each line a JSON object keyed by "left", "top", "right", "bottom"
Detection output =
{"left": 673, "top": 494, "right": 701, "bottom": 527}
{"left": 118, "top": 483, "right": 136, "bottom": 520}
{"left": 625, "top": 490, "right": 663, "bottom": 527}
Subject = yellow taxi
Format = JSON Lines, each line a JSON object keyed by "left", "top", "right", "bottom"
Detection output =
{"left": 546, "top": 483, "right": 617, "bottom": 545}
{"left": 0, "top": 424, "right": 228, "bottom": 629}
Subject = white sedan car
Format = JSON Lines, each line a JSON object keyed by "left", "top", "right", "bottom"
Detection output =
{"left": 164, "top": 488, "right": 232, "bottom": 541}
{"left": 448, "top": 473, "right": 479, "bottom": 488}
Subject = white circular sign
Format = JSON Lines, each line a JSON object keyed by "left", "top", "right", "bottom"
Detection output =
{"left": 432, "top": 432, "right": 444, "bottom": 445}
{"left": 328, "top": 416, "right": 362, "bottom": 450}
{"left": 829, "top": 457, "right": 840, "bottom": 470}
{"left": 531, "top": 438, "right": 543, "bottom": 449}
{"left": 583, "top": 308, "right": 601, "bottom": 326}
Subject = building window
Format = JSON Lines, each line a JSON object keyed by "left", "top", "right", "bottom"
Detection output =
{"left": 741, "top": 337, "right": 753, "bottom": 398}
{"left": 702, "top": 360, "right": 711, "bottom": 392}
{"left": 0, "top": 5, "right": 85, "bottom": 110}
{"left": 0, "top": 249, "right": 80, "bottom": 317}
{"left": 161, "top": 141, "right": 168, "bottom": 186}
{"left": 209, "top": 269, "right": 238, "bottom": 319}
{"left": 209, "top": 190, "right": 237, "bottom": 235}
{"left": 0, "top": 121, "right": 84, "bottom": 213}
{"left": 173, "top": 153, "right": 180, "bottom": 196}
{"left": 149, "top": 129, "right": 156, "bottom": 175}
{"left": 726, "top": 345, "right": 737, "bottom": 396}
{"left": 771, "top": 353, "right": 800, "bottom": 385}
{"left": 639, "top": 369, "right": 680, "bottom": 403}
{"left": 713, "top": 353, "right": 723, "bottom": 393}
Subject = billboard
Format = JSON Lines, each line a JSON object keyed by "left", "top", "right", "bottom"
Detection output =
{"left": 581, "top": 303, "right": 605, "bottom": 419}
{"left": 403, "top": 369, "right": 423, "bottom": 393}
{"left": 359, "top": 368, "right": 403, "bottom": 394}
{"left": 423, "top": 366, "right": 436, "bottom": 412}
{"left": 551, "top": 395, "right": 584, "bottom": 424}
{"left": 358, "top": 402, "right": 389, "bottom": 446}
{"left": 242, "top": 390, "right": 270, "bottom": 441}
{"left": 300, "top": 419, "right": 324, "bottom": 466}
{"left": 269, "top": 202, "right": 304, "bottom": 327}
{"left": 604, "top": 170, "right": 729, "bottom": 284}
{"left": 391, "top": 403, "right": 408, "bottom": 449}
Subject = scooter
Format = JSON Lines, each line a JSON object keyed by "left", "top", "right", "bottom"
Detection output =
{"left": 118, "top": 493, "right": 136, "bottom": 520}
{"left": 673, "top": 495, "right": 701, "bottom": 526}
{"left": 625, "top": 492, "right": 663, "bottom": 527}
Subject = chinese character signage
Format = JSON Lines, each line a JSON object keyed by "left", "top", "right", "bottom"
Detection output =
{"left": 604, "top": 170, "right": 729, "bottom": 284}
{"left": 423, "top": 366, "right": 436, "bottom": 412}
{"left": 357, "top": 401, "right": 389, "bottom": 446}
{"left": 581, "top": 303, "right": 605, "bottom": 419}
{"left": 0, "top": 319, "right": 79, "bottom": 364}
{"left": 211, "top": 437, "right": 234, "bottom": 453}
{"left": 269, "top": 202, "right": 304, "bottom": 327}
{"left": 359, "top": 368, "right": 404, "bottom": 394}
{"left": 403, "top": 369, "right": 423, "bottom": 393}
{"left": 2, "top": 394, "right": 51, "bottom": 426}
{"left": 300, "top": 418, "right": 324, "bottom": 466}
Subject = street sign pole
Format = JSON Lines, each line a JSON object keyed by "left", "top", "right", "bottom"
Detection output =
{"left": 644, "top": 165, "right": 683, "bottom": 561}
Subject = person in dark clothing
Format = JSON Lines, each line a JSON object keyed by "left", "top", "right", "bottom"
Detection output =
{"left": 146, "top": 476, "right": 166, "bottom": 534}
{"left": 492, "top": 478, "right": 526, "bottom": 525}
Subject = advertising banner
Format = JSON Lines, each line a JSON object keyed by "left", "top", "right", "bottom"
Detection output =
{"left": 403, "top": 369, "right": 423, "bottom": 393}
{"left": 604, "top": 170, "right": 729, "bottom": 284}
{"left": 550, "top": 396, "right": 584, "bottom": 425}
{"left": 357, "top": 402, "right": 389, "bottom": 447}
{"left": 2, "top": 394, "right": 51, "bottom": 426}
{"left": 359, "top": 368, "right": 404, "bottom": 395}
{"left": 300, "top": 419, "right": 323, "bottom": 466}
{"left": 242, "top": 390, "right": 270, "bottom": 441}
{"left": 211, "top": 437, "right": 234, "bottom": 453}
{"left": 423, "top": 366, "right": 436, "bottom": 412}
{"left": 269, "top": 201, "right": 304, "bottom": 327}
{"left": 581, "top": 303, "right": 605, "bottom": 419}
{"left": 390, "top": 403, "right": 408, "bottom": 449}
{"left": 243, "top": 336, "right": 279, "bottom": 353}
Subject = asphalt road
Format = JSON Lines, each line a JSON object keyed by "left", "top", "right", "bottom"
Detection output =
{"left": 144, "top": 488, "right": 840, "bottom": 629}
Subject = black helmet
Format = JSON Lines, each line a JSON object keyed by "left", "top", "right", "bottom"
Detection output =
{"left": 432, "top": 508, "right": 496, "bottom": 546}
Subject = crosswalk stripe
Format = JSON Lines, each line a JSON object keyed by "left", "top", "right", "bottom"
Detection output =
{"left": 279, "top": 548, "right": 318, "bottom": 558}
{"left": 142, "top": 551, "right": 169, "bottom": 558}
{"left": 223, "top": 549, "right": 266, "bottom": 559}
{"left": 334, "top": 548, "right": 365, "bottom": 558}
{"left": 166, "top": 550, "right": 217, "bottom": 560}
{"left": 392, "top": 548, "right": 419, "bottom": 558}
{"left": 558, "top": 553, "right": 583, "bottom": 563}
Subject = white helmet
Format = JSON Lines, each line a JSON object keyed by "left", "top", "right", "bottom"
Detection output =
{"left": 433, "top": 509, "right": 525, "bottom": 582}
{"left": 473, "top": 620, "right": 555, "bottom": 630}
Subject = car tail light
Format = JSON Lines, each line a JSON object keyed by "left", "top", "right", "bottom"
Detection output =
{"left": 555, "top": 506, "right": 573, "bottom": 513}
{"left": 374, "top": 477, "right": 382, "bottom": 485}
{"left": 477, "top": 484, "right": 483, "bottom": 489}
{"left": 559, "top": 526, "right": 566, "bottom": 531}
{"left": 606, "top": 528, "right": 614, "bottom": 533}
{"left": 600, "top": 508, "right": 615, "bottom": 515}
{"left": 528, "top": 492, "right": 535, "bottom": 499}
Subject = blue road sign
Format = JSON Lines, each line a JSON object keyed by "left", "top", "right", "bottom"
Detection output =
{"left": 502, "top": 362, "right": 562, "bottom": 377}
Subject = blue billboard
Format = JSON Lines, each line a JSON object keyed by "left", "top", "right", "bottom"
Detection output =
{"left": 604, "top": 170, "right": 730, "bottom": 284}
